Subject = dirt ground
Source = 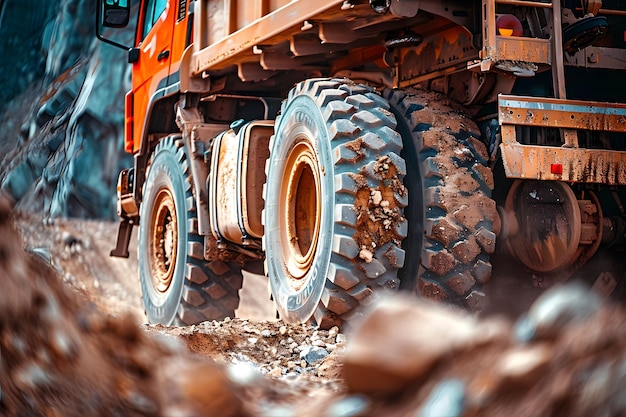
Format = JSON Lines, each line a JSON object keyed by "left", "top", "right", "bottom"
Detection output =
{"left": 6, "top": 207, "right": 626, "bottom": 417}
{"left": 6, "top": 208, "right": 345, "bottom": 416}
{"left": 14, "top": 211, "right": 278, "bottom": 324}
{"left": 13, "top": 209, "right": 548, "bottom": 324}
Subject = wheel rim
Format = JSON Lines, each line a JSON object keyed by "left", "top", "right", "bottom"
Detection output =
{"left": 149, "top": 187, "right": 178, "bottom": 293}
{"left": 279, "top": 140, "right": 321, "bottom": 284}
{"left": 505, "top": 180, "right": 581, "bottom": 273}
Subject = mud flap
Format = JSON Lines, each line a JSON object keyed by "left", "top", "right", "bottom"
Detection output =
{"left": 110, "top": 219, "right": 133, "bottom": 258}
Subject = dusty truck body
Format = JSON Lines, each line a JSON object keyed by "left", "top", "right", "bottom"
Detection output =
{"left": 98, "top": 0, "right": 626, "bottom": 327}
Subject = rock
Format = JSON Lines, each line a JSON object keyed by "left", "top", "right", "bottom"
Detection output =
{"left": 420, "top": 379, "right": 466, "bottom": 417}
{"left": 358, "top": 247, "right": 373, "bottom": 263}
{"left": 0, "top": 0, "right": 133, "bottom": 219}
{"left": 328, "top": 326, "right": 339, "bottom": 339}
{"left": 327, "top": 394, "right": 370, "bottom": 417}
{"left": 5, "top": 196, "right": 626, "bottom": 417}
{"left": 159, "top": 357, "right": 251, "bottom": 417}
{"left": 0, "top": 200, "right": 256, "bottom": 417}
{"left": 226, "top": 361, "right": 263, "bottom": 386}
{"left": 317, "top": 353, "right": 343, "bottom": 379}
{"left": 62, "top": 231, "right": 79, "bottom": 247}
{"left": 370, "top": 189, "right": 382, "bottom": 205}
{"left": 27, "top": 246, "right": 52, "bottom": 263}
{"left": 570, "top": 362, "right": 614, "bottom": 417}
{"left": 515, "top": 282, "right": 602, "bottom": 342}
{"left": 2, "top": 160, "right": 37, "bottom": 201}
{"left": 0, "top": 0, "right": 58, "bottom": 109}
{"left": 496, "top": 345, "right": 551, "bottom": 386}
{"left": 342, "top": 295, "right": 506, "bottom": 394}
{"left": 260, "top": 406, "right": 295, "bottom": 417}
{"left": 300, "top": 346, "right": 329, "bottom": 365}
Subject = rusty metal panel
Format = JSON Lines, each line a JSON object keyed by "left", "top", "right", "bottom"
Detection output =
{"left": 240, "top": 122, "right": 273, "bottom": 239}
{"left": 481, "top": 1, "right": 552, "bottom": 66}
{"left": 204, "top": 0, "right": 229, "bottom": 47}
{"left": 210, "top": 129, "right": 243, "bottom": 243}
{"left": 231, "top": 0, "right": 290, "bottom": 32}
{"left": 208, "top": 121, "right": 274, "bottom": 244}
{"left": 493, "top": 37, "right": 551, "bottom": 64}
{"left": 496, "top": 0, "right": 553, "bottom": 7}
{"left": 500, "top": 140, "right": 626, "bottom": 185}
{"left": 499, "top": 95, "right": 626, "bottom": 185}
{"left": 565, "top": 46, "right": 626, "bottom": 71}
{"left": 499, "top": 94, "right": 626, "bottom": 133}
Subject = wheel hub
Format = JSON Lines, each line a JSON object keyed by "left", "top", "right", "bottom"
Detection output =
{"left": 149, "top": 188, "right": 178, "bottom": 293}
{"left": 279, "top": 141, "right": 321, "bottom": 283}
{"left": 504, "top": 180, "right": 581, "bottom": 274}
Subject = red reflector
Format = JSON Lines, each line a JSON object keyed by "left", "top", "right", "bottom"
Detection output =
{"left": 551, "top": 163, "right": 563, "bottom": 175}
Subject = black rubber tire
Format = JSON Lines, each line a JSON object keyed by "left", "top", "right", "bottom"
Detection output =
{"left": 263, "top": 78, "right": 408, "bottom": 329}
{"left": 563, "top": 16, "right": 608, "bottom": 54}
{"left": 385, "top": 88, "right": 499, "bottom": 311}
{"left": 139, "top": 136, "right": 243, "bottom": 325}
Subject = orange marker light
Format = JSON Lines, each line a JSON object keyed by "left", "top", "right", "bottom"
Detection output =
{"left": 496, "top": 14, "right": 523, "bottom": 37}
{"left": 124, "top": 91, "right": 134, "bottom": 154}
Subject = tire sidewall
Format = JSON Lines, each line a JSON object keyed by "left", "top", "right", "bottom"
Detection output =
{"left": 139, "top": 144, "right": 188, "bottom": 325}
{"left": 265, "top": 95, "right": 334, "bottom": 322}
{"left": 389, "top": 101, "right": 424, "bottom": 292}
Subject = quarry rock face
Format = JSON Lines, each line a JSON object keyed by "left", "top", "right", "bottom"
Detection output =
{"left": 0, "top": 1, "right": 57, "bottom": 109}
{"left": 0, "top": 0, "right": 132, "bottom": 219}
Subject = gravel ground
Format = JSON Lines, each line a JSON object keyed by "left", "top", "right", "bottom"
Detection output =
{"left": 7, "top": 206, "right": 626, "bottom": 417}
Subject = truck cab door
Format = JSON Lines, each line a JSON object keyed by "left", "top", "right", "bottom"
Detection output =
{"left": 131, "top": 0, "right": 176, "bottom": 153}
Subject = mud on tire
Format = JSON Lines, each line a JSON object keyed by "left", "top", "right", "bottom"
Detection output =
{"left": 263, "top": 79, "right": 408, "bottom": 329}
{"left": 385, "top": 89, "right": 499, "bottom": 311}
{"left": 139, "top": 136, "right": 242, "bottom": 325}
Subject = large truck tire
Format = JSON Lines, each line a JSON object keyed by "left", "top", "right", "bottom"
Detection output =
{"left": 385, "top": 89, "right": 499, "bottom": 311}
{"left": 139, "top": 136, "right": 242, "bottom": 325}
{"left": 263, "top": 78, "right": 408, "bottom": 329}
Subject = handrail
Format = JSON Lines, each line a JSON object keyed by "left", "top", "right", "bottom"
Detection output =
{"left": 496, "top": 0, "right": 626, "bottom": 16}
{"left": 496, "top": 0, "right": 553, "bottom": 8}
{"left": 594, "top": 8, "right": 626, "bottom": 16}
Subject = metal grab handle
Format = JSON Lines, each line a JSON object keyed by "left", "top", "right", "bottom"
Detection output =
{"left": 158, "top": 50, "right": 170, "bottom": 61}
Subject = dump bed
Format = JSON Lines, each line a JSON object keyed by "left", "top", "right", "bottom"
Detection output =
{"left": 181, "top": 0, "right": 476, "bottom": 91}
{"left": 180, "top": 0, "right": 476, "bottom": 92}
{"left": 188, "top": 0, "right": 344, "bottom": 74}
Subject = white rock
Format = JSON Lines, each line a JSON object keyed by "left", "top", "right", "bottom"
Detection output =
{"left": 359, "top": 248, "right": 373, "bottom": 263}
{"left": 328, "top": 326, "right": 339, "bottom": 338}
{"left": 371, "top": 189, "right": 383, "bottom": 205}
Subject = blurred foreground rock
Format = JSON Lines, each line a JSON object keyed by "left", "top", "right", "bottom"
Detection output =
{"left": 320, "top": 291, "right": 626, "bottom": 417}
{"left": 2, "top": 196, "right": 626, "bottom": 417}
{"left": 0, "top": 197, "right": 251, "bottom": 417}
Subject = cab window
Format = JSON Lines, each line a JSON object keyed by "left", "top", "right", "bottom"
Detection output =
{"left": 141, "top": 0, "right": 168, "bottom": 39}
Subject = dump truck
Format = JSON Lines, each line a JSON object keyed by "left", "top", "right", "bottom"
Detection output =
{"left": 97, "top": 0, "right": 626, "bottom": 328}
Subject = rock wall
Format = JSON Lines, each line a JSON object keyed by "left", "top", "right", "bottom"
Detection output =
{"left": 0, "top": 0, "right": 133, "bottom": 219}
{"left": 0, "top": 0, "right": 57, "bottom": 110}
